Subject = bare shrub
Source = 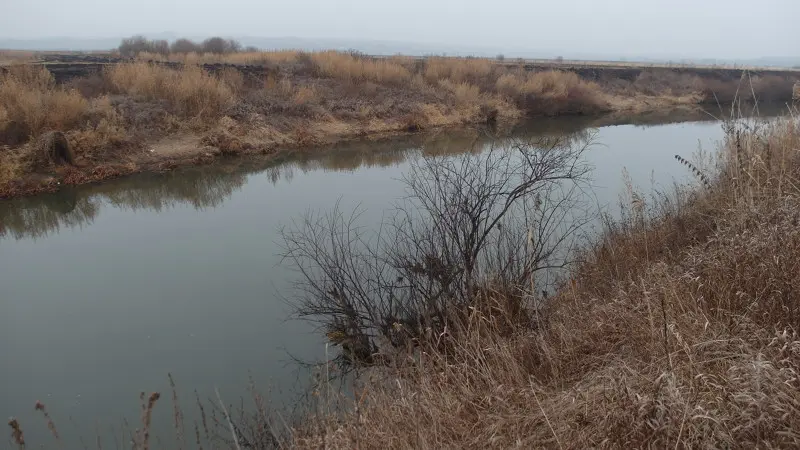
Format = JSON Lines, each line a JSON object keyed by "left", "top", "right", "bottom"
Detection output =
{"left": 202, "top": 37, "right": 241, "bottom": 54}
{"left": 118, "top": 36, "right": 169, "bottom": 57}
{"left": 170, "top": 38, "right": 201, "bottom": 54}
{"left": 281, "top": 133, "right": 595, "bottom": 368}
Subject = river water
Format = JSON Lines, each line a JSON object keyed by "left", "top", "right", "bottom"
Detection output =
{"left": 0, "top": 107, "right": 776, "bottom": 445}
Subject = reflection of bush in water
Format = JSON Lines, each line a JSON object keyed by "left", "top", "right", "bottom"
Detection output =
{"left": 281, "top": 125, "right": 595, "bottom": 178}
{"left": 0, "top": 166, "right": 249, "bottom": 239}
{"left": 100, "top": 168, "right": 248, "bottom": 212}
{"left": 0, "top": 190, "right": 100, "bottom": 239}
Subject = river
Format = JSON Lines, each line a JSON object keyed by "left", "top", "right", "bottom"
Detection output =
{"left": 0, "top": 106, "right": 778, "bottom": 446}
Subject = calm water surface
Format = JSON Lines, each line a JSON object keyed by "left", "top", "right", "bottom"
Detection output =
{"left": 0, "top": 108, "right": 774, "bottom": 444}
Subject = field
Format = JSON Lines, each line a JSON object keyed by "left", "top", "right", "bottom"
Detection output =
{"left": 1, "top": 49, "right": 799, "bottom": 199}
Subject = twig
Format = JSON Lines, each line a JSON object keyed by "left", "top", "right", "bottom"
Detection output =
{"left": 214, "top": 387, "right": 242, "bottom": 450}
{"left": 531, "top": 384, "right": 563, "bottom": 450}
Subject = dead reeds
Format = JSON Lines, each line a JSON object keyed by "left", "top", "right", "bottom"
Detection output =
{"left": 0, "top": 65, "right": 89, "bottom": 144}
{"left": 106, "top": 62, "right": 235, "bottom": 118}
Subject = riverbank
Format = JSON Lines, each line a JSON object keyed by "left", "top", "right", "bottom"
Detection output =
{"left": 1, "top": 52, "right": 798, "bottom": 199}
{"left": 284, "top": 113, "right": 800, "bottom": 447}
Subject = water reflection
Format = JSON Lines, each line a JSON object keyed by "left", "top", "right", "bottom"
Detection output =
{"left": 0, "top": 105, "right": 779, "bottom": 240}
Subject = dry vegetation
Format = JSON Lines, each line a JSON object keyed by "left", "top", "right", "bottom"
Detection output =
{"left": 282, "top": 113, "right": 800, "bottom": 448}
{"left": 1, "top": 39, "right": 799, "bottom": 198}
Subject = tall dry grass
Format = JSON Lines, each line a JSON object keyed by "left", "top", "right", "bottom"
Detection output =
{"left": 291, "top": 115, "right": 800, "bottom": 448}
{"left": 0, "top": 65, "right": 88, "bottom": 144}
{"left": 137, "top": 50, "right": 301, "bottom": 66}
{"left": 106, "top": 62, "right": 235, "bottom": 118}
{"left": 424, "top": 56, "right": 494, "bottom": 83}
{"left": 310, "top": 51, "right": 412, "bottom": 85}
{"left": 0, "top": 50, "right": 37, "bottom": 65}
{"left": 496, "top": 70, "right": 609, "bottom": 114}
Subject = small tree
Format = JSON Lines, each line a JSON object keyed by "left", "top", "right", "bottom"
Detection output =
{"left": 202, "top": 37, "right": 228, "bottom": 54}
{"left": 118, "top": 35, "right": 149, "bottom": 57}
{"left": 170, "top": 38, "right": 201, "bottom": 54}
{"left": 202, "top": 37, "right": 242, "bottom": 54}
{"left": 151, "top": 40, "right": 169, "bottom": 56}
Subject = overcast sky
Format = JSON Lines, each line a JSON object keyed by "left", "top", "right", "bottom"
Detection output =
{"left": 0, "top": 0, "right": 797, "bottom": 59}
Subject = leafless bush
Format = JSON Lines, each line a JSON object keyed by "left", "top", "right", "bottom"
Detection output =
{"left": 280, "top": 133, "right": 596, "bottom": 368}
{"left": 118, "top": 36, "right": 169, "bottom": 57}
{"left": 170, "top": 38, "right": 202, "bottom": 54}
{"left": 202, "top": 37, "right": 242, "bottom": 55}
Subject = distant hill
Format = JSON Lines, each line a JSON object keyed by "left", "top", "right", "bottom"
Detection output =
{"left": 1, "top": 35, "right": 798, "bottom": 68}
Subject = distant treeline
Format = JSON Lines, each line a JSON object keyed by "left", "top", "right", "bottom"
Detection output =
{"left": 118, "top": 36, "right": 258, "bottom": 57}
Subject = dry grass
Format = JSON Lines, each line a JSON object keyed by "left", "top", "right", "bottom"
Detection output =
{"left": 496, "top": 70, "right": 610, "bottom": 114}
{"left": 437, "top": 79, "right": 482, "bottom": 108}
{"left": 106, "top": 62, "right": 235, "bottom": 118}
{"left": 0, "top": 50, "right": 37, "bottom": 65}
{"left": 0, "top": 65, "right": 89, "bottom": 144}
{"left": 310, "top": 51, "right": 412, "bottom": 85}
{"left": 137, "top": 50, "right": 301, "bottom": 66}
{"left": 291, "top": 116, "right": 800, "bottom": 448}
{"left": 424, "top": 57, "right": 494, "bottom": 83}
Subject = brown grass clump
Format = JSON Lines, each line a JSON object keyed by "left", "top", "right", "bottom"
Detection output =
{"left": 0, "top": 65, "right": 89, "bottom": 144}
{"left": 0, "top": 152, "right": 22, "bottom": 185}
{"left": 497, "top": 70, "right": 609, "bottom": 115}
{"left": 310, "top": 51, "right": 412, "bottom": 85}
{"left": 291, "top": 116, "right": 800, "bottom": 448}
{"left": 218, "top": 67, "right": 246, "bottom": 94}
{"left": 424, "top": 57, "right": 493, "bottom": 83}
{"left": 66, "top": 95, "right": 127, "bottom": 153}
{"left": 0, "top": 50, "right": 37, "bottom": 64}
{"left": 106, "top": 62, "right": 234, "bottom": 118}
{"left": 437, "top": 79, "right": 482, "bottom": 108}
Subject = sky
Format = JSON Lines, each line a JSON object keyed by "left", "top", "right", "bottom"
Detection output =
{"left": 0, "top": 0, "right": 797, "bottom": 59}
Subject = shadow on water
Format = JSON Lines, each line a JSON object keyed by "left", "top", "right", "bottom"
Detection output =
{"left": 0, "top": 104, "right": 783, "bottom": 240}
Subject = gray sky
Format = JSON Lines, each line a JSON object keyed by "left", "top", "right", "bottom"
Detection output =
{"left": 0, "top": 0, "right": 797, "bottom": 59}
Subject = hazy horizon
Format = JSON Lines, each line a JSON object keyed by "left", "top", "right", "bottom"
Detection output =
{"left": 1, "top": 0, "right": 797, "bottom": 60}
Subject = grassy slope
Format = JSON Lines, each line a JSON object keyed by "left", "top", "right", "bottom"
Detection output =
{"left": 291, "top": 114, "right": 800, "bottom": 448}
{"left": 1, "top": 51, "right": 797, "bottom": 198}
